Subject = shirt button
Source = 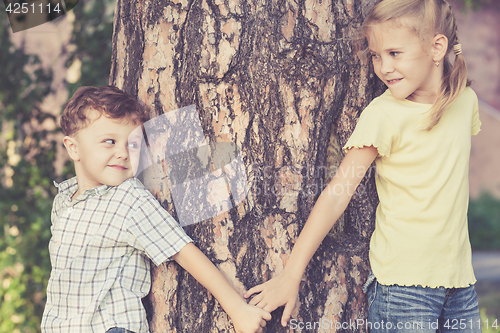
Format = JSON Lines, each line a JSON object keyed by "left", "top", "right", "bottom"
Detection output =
{"left": 67, "top": 207, "right": 73, "bottom": 214}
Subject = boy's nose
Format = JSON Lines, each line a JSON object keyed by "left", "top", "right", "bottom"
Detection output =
{"left": 115, "top": 145, "right": 129, "bottom": 159}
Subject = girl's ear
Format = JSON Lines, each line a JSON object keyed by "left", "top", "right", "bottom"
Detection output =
{"left": 432, "top": 34, "right": 448, "bottom": 63}
{"left": 63, "top": 136, "right": 80, "bottom": 162}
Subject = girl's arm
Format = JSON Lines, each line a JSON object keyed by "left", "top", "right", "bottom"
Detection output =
{"left": 172, "top": 242, "right": 272, "bottom": 333}
{"left": 244, "top": 146, "right": 378, "bottom": 326}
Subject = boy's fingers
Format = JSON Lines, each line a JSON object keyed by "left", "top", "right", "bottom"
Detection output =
{"left": 262, "top": 309, "right": 272, "bottom": 321}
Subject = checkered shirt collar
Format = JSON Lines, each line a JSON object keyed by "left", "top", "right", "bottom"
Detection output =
{"left": 53, "top": 177, "right": 113, "bottom": 200}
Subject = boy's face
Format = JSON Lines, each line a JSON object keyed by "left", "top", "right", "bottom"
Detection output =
{"left": 65, "top": 110, "right": 143, "bottom": 192}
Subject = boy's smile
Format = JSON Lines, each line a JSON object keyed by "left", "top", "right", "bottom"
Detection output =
{"left": 64, "top": 110, "right": 142, "bottom": 198}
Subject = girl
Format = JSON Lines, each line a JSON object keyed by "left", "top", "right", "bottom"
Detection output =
{"left": 245, "top": 0, "right": 482, "bottom": 332}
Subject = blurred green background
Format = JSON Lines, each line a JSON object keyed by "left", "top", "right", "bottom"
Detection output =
{"left": 0, "top": 0, "right": 499, "bottom": 332}
{"left": 1, "top": 1, "right": 114, "bottom": 332}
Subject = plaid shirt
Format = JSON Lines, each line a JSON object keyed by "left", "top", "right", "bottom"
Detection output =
{"left": 41, "top": 177, "right": 192, "bottom": 333}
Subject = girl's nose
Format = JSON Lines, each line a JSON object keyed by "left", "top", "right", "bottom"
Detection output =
{"left": 380, "top": 58, "right": 394, "bottom": 74}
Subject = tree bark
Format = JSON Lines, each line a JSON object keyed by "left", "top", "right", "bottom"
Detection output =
{"left": 110, "top": 0, "right": 383, "bottom": 331}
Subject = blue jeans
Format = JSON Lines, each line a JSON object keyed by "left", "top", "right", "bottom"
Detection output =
{"left": 105, "top": 328, "right": 135, "bottom": 333}
{"left": 364, "top": 273, "right": 481, "bottom": 333}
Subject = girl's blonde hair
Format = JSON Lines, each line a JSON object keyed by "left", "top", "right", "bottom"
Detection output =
{"left": 362, "top": 0, "right": 469, "bottom": 130}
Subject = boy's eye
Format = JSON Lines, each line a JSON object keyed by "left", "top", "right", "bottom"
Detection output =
{"left": 390, "top": 51, "right": 400, "bottom": 57}
{"left": 371, "top": 53, "right": 380, "bottom": 60}
{"left": 128, "top": 142, "right": 139, "bottom": 149}
{"left": 104, "top": 139, "right": 115, "bottom": 145}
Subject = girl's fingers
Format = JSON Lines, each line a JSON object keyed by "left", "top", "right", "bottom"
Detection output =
{"left": 244, "top": 284, "right": 264, "bottom": 298}
{"left": 281, "top": 301, "right": 294, "bottom": 327}
{"left": 248, "top": 293, "right": 264, "bottom": 306}
{"left": 260, "top": 319, "right": 267, "bottom": 327}
{"left": 263, "top": 303, "right": 276, "bottom": 313}
{"left": 255, "top": 300, "right": 267, "bottom": 310}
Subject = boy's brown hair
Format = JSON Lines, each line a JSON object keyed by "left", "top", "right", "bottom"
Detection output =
{"left": 61, "top": 86, "right": 149, "bottom": 136}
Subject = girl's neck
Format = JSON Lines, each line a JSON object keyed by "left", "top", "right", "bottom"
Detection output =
{"left": 406, "top": 89, "right": 439, "bottom": 105}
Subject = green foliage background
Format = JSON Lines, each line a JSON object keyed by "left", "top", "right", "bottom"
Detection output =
{"left": 0, "top": 1, "right": 114, "bottom": 331}
{"left": 0, "top": 0, "right": 496, "bottom": 332}
{"left": 0, "top": 17, "right": 54, "bottom": 333}
{"left": 468, "top": 193, "right": 500, "bottom": 250}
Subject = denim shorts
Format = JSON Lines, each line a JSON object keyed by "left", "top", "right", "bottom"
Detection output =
{"left": 364, "top": 273, "right": 481, "bottom": 333}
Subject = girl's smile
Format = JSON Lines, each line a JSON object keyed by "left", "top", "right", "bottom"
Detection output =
{"left": 368, "top": 19, "right": 444, "bottom": 104}
{"left": 386, "top": 78, "right": 403, "bottom": 85}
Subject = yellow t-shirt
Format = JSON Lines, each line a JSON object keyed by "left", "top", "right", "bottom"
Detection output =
{"left": 344, "top": 88, "right": 481, "bottom": 288}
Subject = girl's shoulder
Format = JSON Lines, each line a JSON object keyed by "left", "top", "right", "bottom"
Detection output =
{"left": 362, "top": 90, "right": 422, "bottom": 121}
{"left": 458, "top": 87, "right": 478, "bottom": 103}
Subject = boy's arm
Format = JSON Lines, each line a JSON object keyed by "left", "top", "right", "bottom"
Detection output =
{"left": 244, "top": 146, "right": 378, "bottom": 326}
{"left": 172, "top": 243, "right": 271, "bottom": 333}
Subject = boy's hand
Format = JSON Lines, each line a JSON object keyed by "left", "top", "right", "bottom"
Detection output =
{"left": 244, "top": 272, "right": 300, "bottom": 327}
{"left": 172, "top": 243, "right": 271, "bottom": 332}
{"left": 229, "top": 301, "right": 271, "bottom": 333}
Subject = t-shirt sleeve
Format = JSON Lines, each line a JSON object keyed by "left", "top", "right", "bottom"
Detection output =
{"left": 343, "top": 104, "right": 398, "bottom": 157}
{"left": 471, "top": 97, "right": 481, "bottom": 136}
{"left": 126, "top": 188, "right": 193, "bottom": 266}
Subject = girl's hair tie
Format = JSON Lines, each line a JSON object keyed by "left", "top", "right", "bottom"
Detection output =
{"left": 453, "top": 44, "right": 462, "bottom": 56}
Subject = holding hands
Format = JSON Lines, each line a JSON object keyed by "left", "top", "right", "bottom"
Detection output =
{"left": 229, "top": 300, "right": 271, "bottom": 333}
{"left": 244, "top": 148, "right": 378, "bottom": 328}
{"left": 244, "top": 271, "right": 301, "bottom": 327}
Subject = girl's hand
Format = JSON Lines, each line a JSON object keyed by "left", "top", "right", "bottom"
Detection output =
{"left": 230, "top": 301, "right": 271, "bottom": 333}
{"left": 244, "top": 272, "right": 301, "bottom": 327}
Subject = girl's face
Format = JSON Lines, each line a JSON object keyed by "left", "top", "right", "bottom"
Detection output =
{"left": 367, "top": 20, "right": 443, "bottom": 104}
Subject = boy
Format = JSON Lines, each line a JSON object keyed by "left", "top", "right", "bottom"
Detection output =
{"left": 41, "top": 86, "right": 270, "bottom": 333}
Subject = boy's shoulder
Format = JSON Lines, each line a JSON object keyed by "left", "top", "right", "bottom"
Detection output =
{"left": 53, "top": 177, "right": 152, "bottom": 205}
{"left": 54, "top": 176, "right": 78, "bottom": 194}
{"left": 116, "top": 177, "right": 150, "bottom": 196}
{"left": 107, "top": 178, "right": 159, "bottom": 209}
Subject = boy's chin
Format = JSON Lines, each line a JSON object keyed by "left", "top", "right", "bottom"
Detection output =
{"left": 106, "top": 175, "right": 134, "bottom": 187}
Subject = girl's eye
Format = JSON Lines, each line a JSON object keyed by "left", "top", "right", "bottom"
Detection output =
{"left": 390, "top": 52, "right": 400, "bottom": 57}
{"left": 371, "top": 53, "right": 380, "bottom": 60}
{"left": 104, "top": 139, "right": 115, "bottom": 145}
{"left": 128, "top": 142, "right": 139, "bottom": 149}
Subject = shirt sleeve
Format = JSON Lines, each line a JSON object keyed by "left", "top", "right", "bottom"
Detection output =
{"left": 126, "top": 184, "right": 193, "bottom": 266}
{"left": 343, "top": 104, "right": 398, "bottom": 157}
{"left": 471, "top": 97, "right": 481, "bottom": 136}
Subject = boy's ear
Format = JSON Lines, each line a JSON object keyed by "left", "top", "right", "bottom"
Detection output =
{"left": 432, "top": 34, "right": 448, "bottom": 63}
{"left": 63, "top": 136, "right": 80, "bottom": 162}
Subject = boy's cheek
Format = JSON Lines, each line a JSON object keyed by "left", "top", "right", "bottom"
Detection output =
{"left": 129, "top": 150, "right": 141, "bottom": 176}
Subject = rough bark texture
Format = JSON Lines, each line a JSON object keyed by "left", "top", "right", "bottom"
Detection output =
{"left": 110, "top": 0, "right": 384, "bottom": 331}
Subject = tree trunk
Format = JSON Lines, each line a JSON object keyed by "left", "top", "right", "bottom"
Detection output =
{"left": 110, "top": 0, "right": 383, "bottom": 331}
